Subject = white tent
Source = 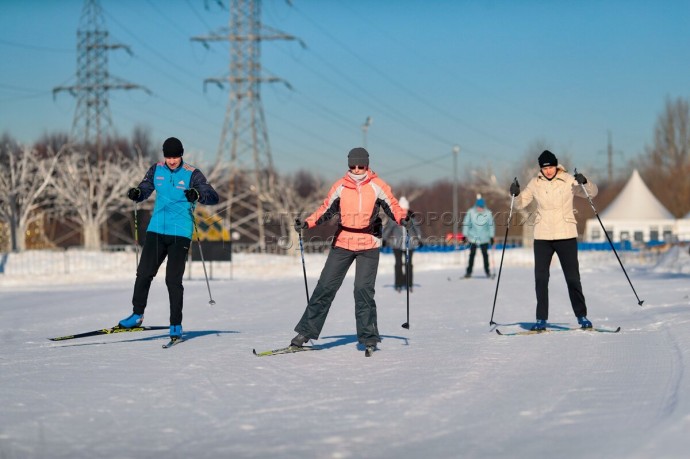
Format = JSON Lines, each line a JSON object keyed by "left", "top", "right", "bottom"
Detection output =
{"left": 585, "top": 169, "right": 676, "bottom": 243}
{"left": 677, "top": 210, "right": 690, "bottom": 242}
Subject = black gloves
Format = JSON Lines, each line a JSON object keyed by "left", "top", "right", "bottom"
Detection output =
{"left": 402, "top": 216, "right": 414, "bottom": 229}
{"left": 574, "top": 172, "right": 588, "bottom": 185}
{"left": 127, "top": 187, "right": 141, "bottom": 201}
{"left": 510, "top": 179, "right": 520, "bottom": 197}
{"left": 490, "top": 238, "right": 495, "bottom": 245}
{"left": 184, "top": 188, "right": 199, "bottom": 203}
{"left": 462, "top": 236, "right": 468, "bottom": 244}
{"left": 294, "top": 218, "right": 308, "bottom": 232}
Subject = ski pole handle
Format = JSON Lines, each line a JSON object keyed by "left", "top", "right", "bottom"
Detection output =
{"left": 574, "top": 168, "right": 597, "bottom": 214}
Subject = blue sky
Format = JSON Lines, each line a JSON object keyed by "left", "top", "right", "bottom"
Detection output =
{"left": 1, "top": 0, "right": 689, "bottom": 184}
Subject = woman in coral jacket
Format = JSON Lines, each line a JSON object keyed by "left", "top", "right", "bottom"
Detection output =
{"left": 290, "top": 147, "right": 411, "bottom": 352}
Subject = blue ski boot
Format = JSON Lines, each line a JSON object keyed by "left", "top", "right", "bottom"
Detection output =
{"left": 118, "top": 313, "right": 143, "bottom": 329}
{"left": 530, "top": 319, "right": 547, "bottom": 331}
{"left": 170, "top": 325, "right": 183, "bottom": 339}
{"left": 577, "top": 316, "right": 593, "bottom": 329}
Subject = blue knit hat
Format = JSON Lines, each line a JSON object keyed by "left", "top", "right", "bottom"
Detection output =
{"left": 475, "top": 194, "right": 485, "bottom": 208}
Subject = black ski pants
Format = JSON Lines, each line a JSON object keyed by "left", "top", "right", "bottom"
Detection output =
{"left": 132, "top": 231, "right": 191, "bottom": 325}
{"left": 393, "top": 248, "right": 414, "bottom": 288}
{"left": 534, "top": 238, "right": 587, "bottom": 321}
{"left": 295, "top": 246, "right": 380, "bottom": 344}
{"left": 466, "top": 243, "right": 490, "bottom": 275}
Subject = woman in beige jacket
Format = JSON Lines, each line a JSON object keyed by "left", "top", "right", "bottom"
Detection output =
{"left": 509, "top": 150, "right": 598, "bottom": 331}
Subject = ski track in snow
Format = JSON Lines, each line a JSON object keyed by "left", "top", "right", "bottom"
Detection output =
{"left": 1, "top": 249, "right": 690, "bottom": 458}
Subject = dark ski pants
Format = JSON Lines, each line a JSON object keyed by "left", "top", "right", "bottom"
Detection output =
{"left": 132, "top": 232, "right": 191, "bottom": 325}
{"left": 295, "top": 246, "right": 380, "bottom": 344}
{"left": 393, "top": 248, "right": 414, "bottom": 288}
{"left": 466, "top": 243, "right": 490, "bottom": 275}
{"left": 534, "top": 238, "right": 587, "bottom": 321}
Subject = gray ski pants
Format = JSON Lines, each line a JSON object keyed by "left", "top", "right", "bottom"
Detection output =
{"left": 294, "top": 246, "right": 380, "bottom": 344}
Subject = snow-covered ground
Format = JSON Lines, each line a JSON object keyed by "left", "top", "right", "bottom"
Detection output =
{"left": 1, "top": 247, "right": 690, "bottom": 458}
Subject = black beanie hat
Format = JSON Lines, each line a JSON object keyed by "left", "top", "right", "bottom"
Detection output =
{"left": 538, "top": 150, "right": 557, "bottom": 168}
{"left": 163, "top": 137, "right": 184, "bottom": 157}
{"left": 348, "top": 147, "right": 369, "bottom": 168}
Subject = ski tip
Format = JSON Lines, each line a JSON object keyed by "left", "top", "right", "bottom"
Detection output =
{"left": 495, "top": 329, "right": 503, "bottom": 335}
{"left": 252, "top": 349, "right": 258, "bottom": 356}
{"left": 614, "top": 326, "right": 622, "bottom": 332}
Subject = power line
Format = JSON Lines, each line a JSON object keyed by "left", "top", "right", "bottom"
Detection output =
{"left": 291, "top": 4, "right": 520, "bottom": 152}
{"left": 0, "top": 38, "right": 72, "bottom": 53}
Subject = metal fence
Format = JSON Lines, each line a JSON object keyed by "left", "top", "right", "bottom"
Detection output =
{"left": 0, "top": 242, "right": 674, "bottom": 278}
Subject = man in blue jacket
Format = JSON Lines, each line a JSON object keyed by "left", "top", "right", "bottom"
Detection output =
{"left": 118, "top": 137, "right": 219, "bottom": 340}
{"left": 462, "top": 195, "right": 495, "bottom": 278}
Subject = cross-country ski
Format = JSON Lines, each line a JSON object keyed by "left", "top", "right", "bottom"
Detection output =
{"left": 495, "top": 326, "right": 621, "bottom": 336}
{"left": 49, "top": 325, "right": 168, "bottom": 341}
{"left": 253, "top": 345, "right": 320, "bottom": 357}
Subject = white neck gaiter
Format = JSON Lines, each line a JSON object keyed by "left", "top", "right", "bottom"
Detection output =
{"left": 348, "top": 171, "right": 368, "bottom": 183}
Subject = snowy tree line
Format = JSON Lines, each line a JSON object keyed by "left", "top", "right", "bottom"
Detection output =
{"left": 1, "top": 96, "right": 689, "bottom": 253}
{"left": 0, "top": 132, "right": 150, "bottom": 252}
{"left": 0, "top": 130, "right": 327, "bottom": 253}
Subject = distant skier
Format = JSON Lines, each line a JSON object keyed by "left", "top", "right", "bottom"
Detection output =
{"left": 291, "top": 147, "right": 411, "bottom": 353}
{"left": 118, "top": 137, "right": 219, "bottom": 341}
{"left": 382, "top": 196, "right": 423, "bottom": 292}
{"left": 510, "top": 150, "right": 597, "bottom": 331}
{"left": 462, "top": 194, "right": 495, "bottom": 278}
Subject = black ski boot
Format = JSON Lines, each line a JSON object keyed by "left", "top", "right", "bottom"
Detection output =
{"left": 290, "top": 334, "right": 310, "bottom": 347}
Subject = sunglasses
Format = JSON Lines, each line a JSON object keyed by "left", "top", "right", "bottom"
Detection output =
{"left": 349, "top": 165, "right": 367, "bottom": 170}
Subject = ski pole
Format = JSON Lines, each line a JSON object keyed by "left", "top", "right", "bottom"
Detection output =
{"left": 575, "top": 169, "right": 644, "bottom": 306}
{"left": 296, "top": 220, "right": 310, "bottom": 305}
{"left": 191, "top": 207, "right": 216, "bottom": 306}
{"left": 489, "top": 178, "right": 517, "bottom": 325}
{"left": 133, "top": 202, "right": 140, "bottom": 268}
{"left": 402, "top": 225, "right": 410, "bottom": 330}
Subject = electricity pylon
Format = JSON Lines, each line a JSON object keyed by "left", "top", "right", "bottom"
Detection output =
{"left": 54, "top": 0, "right": 148, "bottom": 156}
{"left": 192, "top": 0, "right": 300, "bottom": 250}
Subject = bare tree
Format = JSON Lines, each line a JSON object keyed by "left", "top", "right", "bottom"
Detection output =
{"left": 33, "top": 132, "right": 70, "bottom": 158}
{"left": 131, "top": 125, "right": 156, "bottom": 161}
{"left": 264, "top": 169, "right": 327, "bottom": 254}
{"left": 638, "top": 96, "right": 690, "bottom": 217}
{"left": 50, "top": 148, "right": 144, "bottom": 250}
{"left": 0, "top": 141, "right": 61, "bottom": 252}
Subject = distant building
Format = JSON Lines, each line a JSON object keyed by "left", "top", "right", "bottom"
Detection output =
{"left": 585, "top": 170, "right": 677, "bottom": 244}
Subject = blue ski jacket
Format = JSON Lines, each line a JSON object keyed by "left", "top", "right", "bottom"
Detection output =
{"left": 134, "top": 161, "right": 219, "bottom": 239}
{"left": 462, "top": 206, "right": 495, "bottom": 245}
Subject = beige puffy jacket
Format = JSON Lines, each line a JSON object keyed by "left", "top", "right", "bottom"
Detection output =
{"left": 514, "top": 166, "right": 598, "bottom": 240}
